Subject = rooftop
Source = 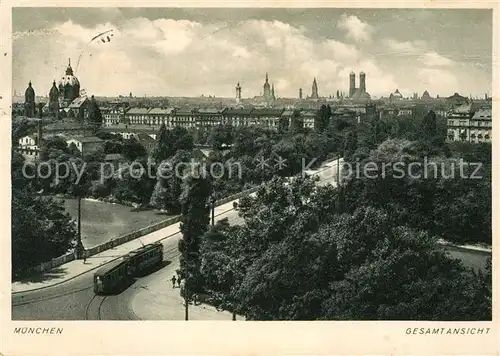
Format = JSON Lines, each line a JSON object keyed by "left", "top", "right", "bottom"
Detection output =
{"left": 148, "top": 108, "right": 174, "bottom": 115}
{"left": 222, "top": 108, "right": 254, "bottom": 115}
{"left": 471, "top": 108, "right": 492, "bottom": 120}
{"left": 252, "top": 108, "right": 285, "bottom": 116}
{"left": 126, "top": 107, "right": 151, "bottom": 115}
{"left": 67, "top": 136, "right": 103, "bottom": 143}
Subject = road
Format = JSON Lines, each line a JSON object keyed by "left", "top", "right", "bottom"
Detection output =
{"left": 11, "top": 158, "right": 490, "bottom": 320}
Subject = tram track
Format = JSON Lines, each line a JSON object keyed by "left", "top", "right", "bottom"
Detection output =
{"left": 85, "top": 294, "right": 107, "bottom": 320}
{"left": 12, "top": 286, "right": 93, "bottom": 307}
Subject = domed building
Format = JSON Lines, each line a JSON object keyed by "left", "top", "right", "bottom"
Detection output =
{"left": 421, "top": 90, "right": 432, "bottom": 100}
{"left": 390, "top": 89, "right": 403, "bottom": 100}
{"left": 58, "top": 59, "right": 80, "bottom": 106}
{"left": 24, "top": 81, "right": 36, "bottom": 117}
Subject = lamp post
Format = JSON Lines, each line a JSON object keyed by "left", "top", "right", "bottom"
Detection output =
{"left": 75, "top": 195, "right": 85, "bottom": 259}
{"left": 209, "top": 194, "right": 216, "bottom": 226}
{"left": 178, "top": 279, "right": 189, "bottom": 320}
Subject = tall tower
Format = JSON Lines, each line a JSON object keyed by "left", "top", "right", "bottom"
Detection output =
{"left": 349, "top": 71, "right": 356, "bottom": 97}
{"left": 359, "top": 72, "right": 366, "bottom": 93}
{"left": 311, "top": 78, "right": 319, "bottom": 99}
{"left": 263, "top": 72, "right": 271, "bottom": 100}
{"left": 24, "top": 81, "right": 35, "bottom": 118}
{"left": 236, "top": 82, "right": 242, "bottom": 104}
{"left": 271, "top": 83, "right": 275, "bottom": 100}
{"left": 299, "top": 88, "right": 303, "bottom": 100}
{"left": 49, "top": 80, "right": 60, "bottom": 119}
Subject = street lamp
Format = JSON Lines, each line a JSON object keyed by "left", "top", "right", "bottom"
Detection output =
{"left": 209, "top": 194, "right": 216, "bottom": 226}
{"left": 75, "top": 195, "right": 85, "bottom": 260}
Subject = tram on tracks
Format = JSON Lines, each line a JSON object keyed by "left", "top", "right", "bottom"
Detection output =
{"left": 93, "top": 242, "right": 164, "bottom": 295}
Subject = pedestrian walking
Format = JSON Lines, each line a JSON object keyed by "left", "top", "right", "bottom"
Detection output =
{"left": 171, "top": 275, "right": 177, "bottom": 288}
{"left": 193, "top": 293, "right": 198, "bottom": 305}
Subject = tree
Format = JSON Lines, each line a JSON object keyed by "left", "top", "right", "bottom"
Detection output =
{"left": 12, "top": 118, "right": 36, "bottom": 146}
{"left": 315, "top": 105, "right": 331, "bottom": 133}
{"left": 178, "top": 174, "right": 212, "bottom": 294}
{"left": 343, "top": 130, "right": 358, "bottom": 161}
{"left": 421, "top": 110, "right": 437, "bottom": 138}
{"left": 11, "top": 152, "right": 77, "bottom": 277}
{"left": 150, "top": 150, "right": 192, "bottom": 214}
{"left": 207, "top": 125, "right": 233, "bottom": 150}
{"left": 39, "top": 136, "right": 71, "bottom": 161}
{"left": 153, "top": 122, "right": 169, "bottom": 163}
{"left": 113, "top": 157, "right": 156, "bottom": 206}
{"left": 12, "top": 190, "right": 78, "bottom": 277}
{"left": 86, "top": 95, "right": 103, "bottom": 130}
{"left": 321, "top": 223, "right": 490, "bottom": 321}
{"left": 122, "top": 137, "right": 147, "bottom": 161}
{"left": 290, "top": 110, "right": 304, "bottom": 134}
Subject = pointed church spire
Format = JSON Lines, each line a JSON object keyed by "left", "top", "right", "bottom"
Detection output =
{"left": 265, "top": 72, "right": 269, "bottom": 83}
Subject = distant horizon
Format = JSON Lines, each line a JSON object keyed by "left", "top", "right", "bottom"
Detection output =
{"left": 13, "top": 8, "right": 492, "bottom": 99}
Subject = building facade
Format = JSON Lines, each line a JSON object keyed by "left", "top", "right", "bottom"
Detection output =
{"left": 446, "top": 104, "right": 492, "bottom": 143}
{"left": 66, "top": 136, "right": 104, "bottom": 155}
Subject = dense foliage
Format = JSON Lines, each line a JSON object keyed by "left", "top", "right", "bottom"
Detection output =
{"left": 11, "top": 150, "right": 77, "bottom": 277}
{"left": 199, "top": 176, "right": 491, "bottom": 320}
{"left": 178, "top": 174, "right": 212, "bottom": 295}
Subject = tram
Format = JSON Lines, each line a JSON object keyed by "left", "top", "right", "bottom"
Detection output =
{"left": 93, "top": 242, "right": 164, "bottom": 295}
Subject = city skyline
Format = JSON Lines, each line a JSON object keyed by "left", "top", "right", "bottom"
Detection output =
{"left": 13, "top": 8, "right": 492, "bottom": 98}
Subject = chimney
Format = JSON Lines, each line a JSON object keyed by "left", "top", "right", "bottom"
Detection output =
{"left": 299, "top": 88, "right": 303, "bottom": 100}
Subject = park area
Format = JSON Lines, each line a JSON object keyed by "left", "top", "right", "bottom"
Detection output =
{"left": 54, "top": 197, "right": 173, "bottom": 248}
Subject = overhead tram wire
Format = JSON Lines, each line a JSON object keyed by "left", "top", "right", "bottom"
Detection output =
{"left": 75, "top": 29, "right": 115, "bottom": 73}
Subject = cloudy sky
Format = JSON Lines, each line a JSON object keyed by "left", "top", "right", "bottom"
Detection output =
{"left": 13, "top": 8, "right": 492, "bottom": 98}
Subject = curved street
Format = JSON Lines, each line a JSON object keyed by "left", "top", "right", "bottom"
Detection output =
{"left": 11, "top": 159, "right": 490, "bottom": 320}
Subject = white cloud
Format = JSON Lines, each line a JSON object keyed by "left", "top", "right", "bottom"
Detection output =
{"left": 417, "top": 68, "right": 458, "bottom": 93}
{"left": 382, "top": 38, "right": 427, "bottom": 54}
{"left": 337, "top": 14, "right": 373, "bottom": 43}
{"left": 420, "top": 52, "right": 455, "bottom": 67}
{"left": 15, "top": 17, "right": 457, "bottom": 98}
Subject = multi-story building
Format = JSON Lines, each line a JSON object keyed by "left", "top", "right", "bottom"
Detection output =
{"left": 18, "top": 134, "right": 40, "bottom": 160}
{"left": 196, "top": 108, "right": 223, "bottom": 128}
{"left": 221, "top": 108, "right": 254, "bottom": 127}
{"left": 301, "top": 111, "right": 316, "bottom": 129}
{"left": 469, "top": 108, "right": 492, "bottom": 143}
{"left": 146, "top": 108, "right": 173, "bottom": 127}
{"left": 125, "top": 108, "right": 151, "bottom": 125}
{"left": 446, "top": 103, "right": 492, "bottom": 143}
{"left": 172, "top": 108, "right": 197, "bottom": 129}
{"left": 103, "top": 106, "right": 127, "bottom": 126}
{"left": 251, "top": 108, "right": 284, "bottom": 129}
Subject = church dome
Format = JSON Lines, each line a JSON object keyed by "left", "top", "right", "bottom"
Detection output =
{"left": 58, "top": 74, "right": 80, "bottom": 87}
{"left": 58, "top": 59, "right": 80, "bottom": 103}
{"left": 58, "top": 59, "right": 80, "bottom": 88}
{"left": 392, "top": 89, "right": 403, "bottom": 98}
